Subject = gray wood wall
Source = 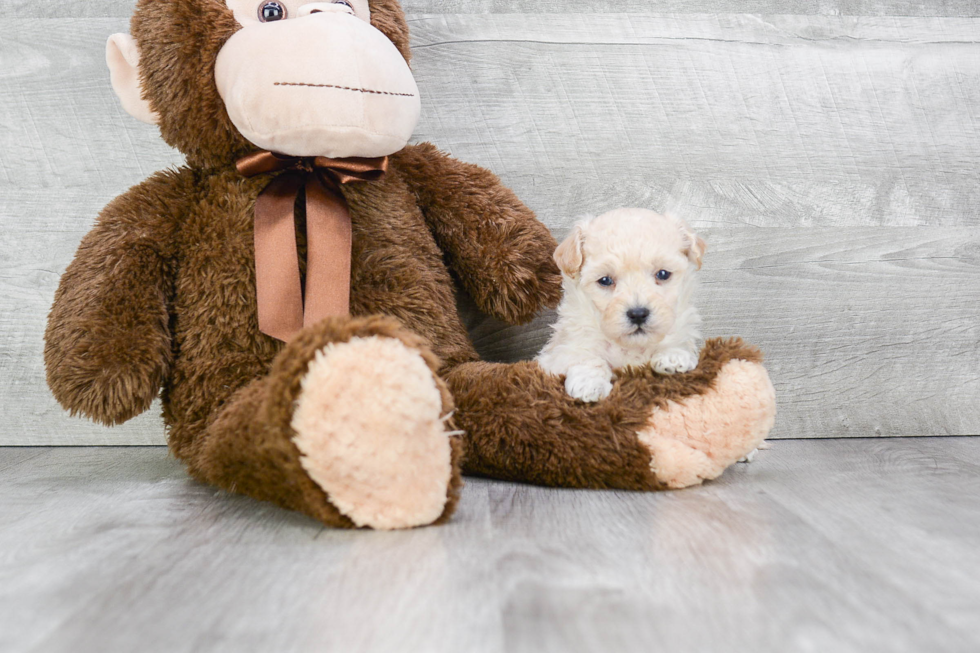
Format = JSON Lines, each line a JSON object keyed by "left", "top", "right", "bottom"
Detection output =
{"left": 1, "top": 1, "right": 978, "bottom": 445}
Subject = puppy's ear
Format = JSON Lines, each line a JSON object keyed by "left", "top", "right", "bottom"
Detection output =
{"left": 674, "top": 218, "right": 706, "bottom": 270}
{"left": 554, "top": 225, "right": 585, "bottom": 277}
{"left": 686, "top": 233, "right": 707, "bottom": 270}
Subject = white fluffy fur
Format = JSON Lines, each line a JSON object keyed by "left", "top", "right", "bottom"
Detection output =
{"left": 537, "top": 208, "right": 706, "bottom": 402}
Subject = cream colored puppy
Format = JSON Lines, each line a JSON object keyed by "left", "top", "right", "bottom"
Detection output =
{"left": 537, "top": 208, "right": 706, "bottom": 402}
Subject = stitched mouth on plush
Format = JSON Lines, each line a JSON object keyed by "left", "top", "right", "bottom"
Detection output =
{"left": 273, "top": 81, "right": 416, "bottom": 98}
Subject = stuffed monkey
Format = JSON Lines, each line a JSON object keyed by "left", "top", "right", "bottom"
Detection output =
{"left": 45, "top": 0, "right": 775, "bottom": 530}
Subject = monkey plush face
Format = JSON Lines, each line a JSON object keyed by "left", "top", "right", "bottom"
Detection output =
{"left": 107, "top": 0, "right": 419, "bottom": 164}
{"left": 216, "top": 1, "right": 420, "bottom": 157}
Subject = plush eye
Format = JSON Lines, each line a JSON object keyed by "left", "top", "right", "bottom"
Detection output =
{"left": 333, "top": 0, "right": 355, "bottom": 9}
{"left": 259, "top": 1, "right": 287, "bottom": 22}
{"left": 597, "top": 276, "right": 615, "bottom": 287}
{"left": 656, "top": 269, "right": 672, "bottom": 281}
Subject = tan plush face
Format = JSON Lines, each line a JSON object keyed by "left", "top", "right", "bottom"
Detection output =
{"left": 555, "top": 209, "right": 704, "bottom": 347}
{"left": 215, "top": 1, "right": 421, "bottom": 157}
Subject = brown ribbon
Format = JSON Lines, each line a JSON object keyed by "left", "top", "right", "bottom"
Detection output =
{"left": 237, "top": 151, "right": 388, "bottom": 342}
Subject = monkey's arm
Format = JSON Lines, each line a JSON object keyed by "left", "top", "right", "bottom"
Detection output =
{"left": 394, "top": 143, "right": 562, "bottom": 325}
{"left": 44, "top": 169, "right": 195, "bottom": 425}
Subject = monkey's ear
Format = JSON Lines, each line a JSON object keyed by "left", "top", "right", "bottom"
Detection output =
{"left": 554, "top": 225, "right": 586, "bottom": 278}
{"left": 106, "top": 34, "right": 159, "bottom": 125}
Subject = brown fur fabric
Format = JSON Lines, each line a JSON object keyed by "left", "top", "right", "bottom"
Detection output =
{"left": 367, "top": 0, "right": 413, "bottom": 64}
{"left": 394, "top": 144, "right": 562, "bottom": 324}
{"left": 45, "top": 0, "right": 772, "bottom": 528}
{"left": 44, "top": 168, "right": 194, "bottom": 425}
{"left": 450, "top": 339, "right": 763, "bottom": 489}
{"left": 188, "top": 315, "right": 463, "bottom": 527}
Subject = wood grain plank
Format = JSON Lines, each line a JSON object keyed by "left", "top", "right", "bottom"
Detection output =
{"left": 490, "top": 462, "right": 980, "bottom": 653}
{"left": 0, "top": 448, "right": 505, "bottom": 653}
{"left": 2, "top": 440, "right": 979, "bottom": 652}
{"left": 6, "top": 226, "right": 977, "bottom": 444}
{"left": 940, "top": 435, "right": 980, "bottom": 463}
{"left": 0, "top": 447, "right": 49, "bottom": 473}
{"left": 407, "top": 14, "right": 980, "bottom": 228}
{"left": 6, "top": 1, "right": 980, "bottom": 18}
{"left": 463, "top": 226, "right": 980, "bottom": 438}
{"left": 4, "top": 15, "right": 980, "bottom": 227}
{"left": 0, "top": 18, "right": 184, "bottom": 197}
{"left": 404, "top": 1, "right": 980, "bottom": 15}
{"left": 3, "top": 12, "right": 979, "bottom": 444}
{"left": 756, "top": 438, "right": 980, "bottom": 637}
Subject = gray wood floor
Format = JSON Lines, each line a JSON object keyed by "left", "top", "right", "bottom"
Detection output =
{"left": 1, "top": 1, "right": 978, "bottom": 445}
{"left": 1, "top": 438, "right": 979, "bottom": 653}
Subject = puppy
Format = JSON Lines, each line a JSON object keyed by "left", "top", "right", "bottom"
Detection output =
{"left": 537, "top": 208, "right": 706, "bottom": 402}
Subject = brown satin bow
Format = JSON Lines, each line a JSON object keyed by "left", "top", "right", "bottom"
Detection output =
{"left": 237, "top": 151, "right": 388, "bottom": 342}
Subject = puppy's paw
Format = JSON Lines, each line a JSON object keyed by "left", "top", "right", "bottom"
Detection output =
{"left": 652, "top": 349, "right": 700, "bottom": 375}
{"left": 565, "top": 366, "right": 614, "bottom": 403}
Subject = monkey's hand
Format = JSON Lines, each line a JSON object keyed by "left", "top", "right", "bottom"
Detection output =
{"left": 44, "top": 170, "right": 189, "bottom": 425}
{"left": 394, "top": 143, "right": 562, "bottom": 325}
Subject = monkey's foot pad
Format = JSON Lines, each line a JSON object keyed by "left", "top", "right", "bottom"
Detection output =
{"left": 638, "top": 359, "right": 776, "bottom": 488}
{"left": 291, "top": 336, "right": 453, "bottom": 529}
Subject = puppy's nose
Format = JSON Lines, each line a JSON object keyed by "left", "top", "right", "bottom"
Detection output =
{"left": 626, "top": 307, "right": 651, "bottom": 326}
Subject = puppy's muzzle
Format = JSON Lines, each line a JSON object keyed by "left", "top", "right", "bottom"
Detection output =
{"left": 626, "top": 306, "right": 651, "bottom": 326}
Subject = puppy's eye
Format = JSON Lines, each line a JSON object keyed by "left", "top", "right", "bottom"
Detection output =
{"left": 259, "top": 1, "right": 287, "bottom": 21}
{"left": 597, "top": 276, "right": 614, "bottom": 287}
{"left": 656, "top": 270, "right": 672, "bottom": 281}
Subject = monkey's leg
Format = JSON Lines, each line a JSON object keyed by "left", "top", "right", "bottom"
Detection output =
{"left": 446, "top": 339, "right": 775, "bottom": 491}
{"left": 181, "top": 316, "right": 463, "bottom": 529}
